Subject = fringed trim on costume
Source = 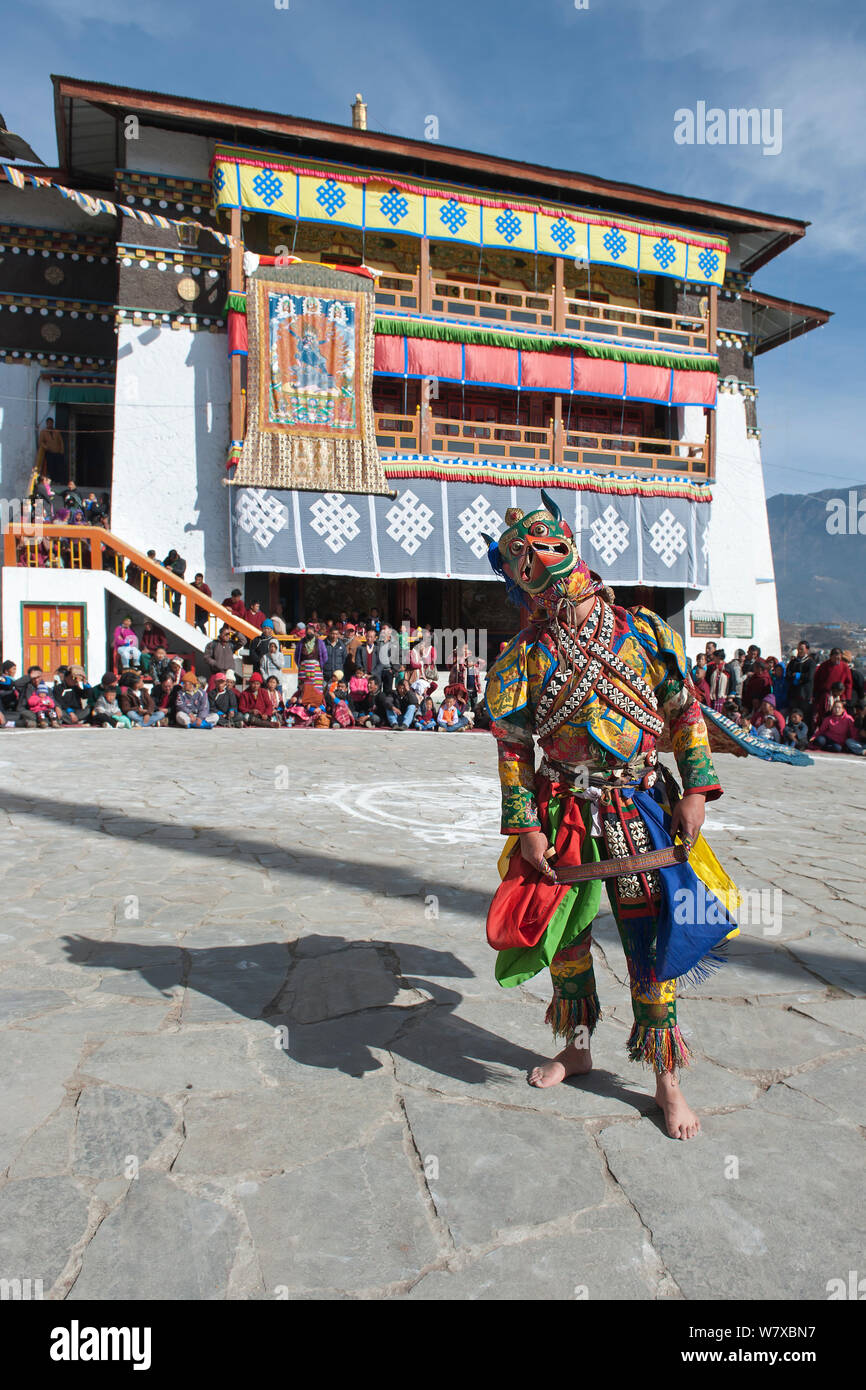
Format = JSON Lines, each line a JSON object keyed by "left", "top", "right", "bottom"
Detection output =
{"left": 545, "top": 993, "right": 601, "bottom": 1044}
{"left": 627, "top": 1021, "right": 691, "bottom": 1073}
{"left": 674, "top": 937, "right": 732, "bottom": 990}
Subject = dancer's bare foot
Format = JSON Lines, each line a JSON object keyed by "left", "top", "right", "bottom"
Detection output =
{"left": 528, "top": 1040, "right": 592, "bottom": 1088}
{"left": 655, "top": 1070, "right": 700, "bottom": 1139}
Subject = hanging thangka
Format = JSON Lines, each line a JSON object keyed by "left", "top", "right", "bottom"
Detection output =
{"left": 229, "top": 262, "right": 391, "bottom": 495}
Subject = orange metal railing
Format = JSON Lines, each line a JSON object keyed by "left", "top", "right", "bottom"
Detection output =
{"left": 3, "top": 523, "right": 261, "bottom": 644}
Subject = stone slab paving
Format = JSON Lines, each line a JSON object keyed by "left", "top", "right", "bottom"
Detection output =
{"left": 0, "top": 729, "right": 864, "bottom": 1300}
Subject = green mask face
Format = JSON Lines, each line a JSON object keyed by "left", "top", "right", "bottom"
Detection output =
{"left": 497, "top": 491, "right": 579, "bottom": 596}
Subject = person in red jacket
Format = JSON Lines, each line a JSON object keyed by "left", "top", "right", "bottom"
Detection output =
{"left": 810, "top": 698, "right": 865, "bottom": 755}
{"left": 812, "top": 649, "right": 853, "bottom": 723}
{"left": 238, "top": 672, "right": 281, "bottom": 726}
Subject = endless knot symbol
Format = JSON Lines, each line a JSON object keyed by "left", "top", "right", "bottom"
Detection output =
{"left": 697, "top": 248, "right": 720, "bottom": 279}
{"left": 385, "top": 490, "right": 434, "bottom": 556}
{"left": 309, "top": 494, "right": 361, "bottom": 555}
{"left": 653, "top": 239, "right": 676, "bottom": 269}
{"left": 439, "top": 200, "right": 468, "bottom": 235}
{"left": 457, "top": 495, "right": 504, "bottom": 559}
{"left": 589, "top": 504, "right": 630, "bottom": 566}
{"left": 649, "top": 508, "right": 688, "bottom": 568}
{"left": 316, "top": 180, "right": 347, "bottom": 217}
{"left": 252, "top": 169, "right": 283, "bottom": 207}
{"left": 213, "top": 168, "right": 226, "bottom": 193}
{"left": 380, "top": 187, "right": 409, "bottom": 226}
{"left": 603, "top": 228, "right": 628, "bottom": 260}
{"left": 550, "top": 218, "right": 577, "bottom": 251}
{"left": 495, "top": 209, "right": 522, "bottom": 244}
{"left": 235, "top": 490, "right": 289, "bottom": 549}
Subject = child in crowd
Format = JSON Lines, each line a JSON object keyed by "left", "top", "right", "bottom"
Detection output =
{"left": 437, "top": 695, "right": 469, "bottom": 731}
{"left": 27, "top": 680, "right": 61, "bottom": 727}
{"left": 415, "top": 696, "right": 438, "bottom": 731}
{"left": 93, "top": 686, "right": 131, "bottom": 728}
{"left": 0, "top": 660, "right": 18, "bottom": 713}
{"left": 284, "top": 689, "right": 311, "bottom": 726}
{"left": 208, "top": 673, "right": 242, "bottom": 727}
{"left": 329, "top": 682, "right": 355, "bottom": 728}
{"left": 113, "top": 617, "right": 141, "bottom": 670}
{"left": 783, "top": 708, "right": 809, "bottom": 749}
{"left": 755, "top": 713, "right": 781, "bottom": 742}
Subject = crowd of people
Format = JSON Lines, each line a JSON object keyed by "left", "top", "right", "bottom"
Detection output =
{"left": 0, "top": 607, "right": 490, "bottom": 733}
{"left": 688, "top": 641, "right": 866, "bottom": 757}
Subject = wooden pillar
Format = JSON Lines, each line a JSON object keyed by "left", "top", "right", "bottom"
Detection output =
{"left": 707, "top": 286, "right": 719, "bottom": 479}
{"left": 552, "top": 395, "right": 564, "bottom": 465}
{"left": 419, "top": 236, "right": 432, "bottom": 314}
{"left": 229, "top": 208, "right": 245, "bottom": 443}
{"left": 553, "top": 257, "right": 565, "bottom": 333}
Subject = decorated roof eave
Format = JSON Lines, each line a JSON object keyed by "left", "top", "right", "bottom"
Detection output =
{"left": 51, "top": 76, "right": 808, "bottom": 249}
{"left": 741, "top": 289, "right": 832, "bottom": 355}
{"left": 379, "top": 454, "right": 712, "bottom": 500}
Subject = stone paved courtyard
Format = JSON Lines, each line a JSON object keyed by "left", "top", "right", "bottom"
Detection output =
{"left": 0, "top": 729, "right": 864, "bottom": 1301}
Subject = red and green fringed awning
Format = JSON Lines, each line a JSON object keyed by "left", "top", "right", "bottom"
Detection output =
{"left": 380, "top": 455, "right": 713, "bottom": 501}
{"left": 374, "top": 315, "right": 718, "bottom": 373}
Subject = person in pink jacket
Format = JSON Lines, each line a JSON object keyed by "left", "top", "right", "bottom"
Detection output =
{"left": 113, "top": 616, "right": 141, "bottom": 669}
{"left": 810, "top": 699, "right": 865, "bottom": 755}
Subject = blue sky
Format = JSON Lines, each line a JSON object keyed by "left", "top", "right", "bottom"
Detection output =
{"left": 3, "top": 0, "right": 864, "bottom": 497}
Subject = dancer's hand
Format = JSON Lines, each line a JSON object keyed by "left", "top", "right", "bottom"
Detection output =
{"left": 519, "top": 829, "right": 558, "bottom": 883}
{"left": 670, "top": 791, "right": 706, "bottom": 848}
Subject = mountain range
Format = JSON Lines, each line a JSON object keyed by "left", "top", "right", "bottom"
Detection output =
{"left": 767, "top": 485, "right": 866, "bottom": 624}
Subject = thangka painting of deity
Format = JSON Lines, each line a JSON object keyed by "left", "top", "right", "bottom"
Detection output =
{"left": 263, "top": 288, "right": 365, "bottom": 438}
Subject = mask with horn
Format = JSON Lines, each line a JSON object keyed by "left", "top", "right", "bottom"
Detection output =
{"left": 483, "top": 490, "right": 601, "bottom": 605}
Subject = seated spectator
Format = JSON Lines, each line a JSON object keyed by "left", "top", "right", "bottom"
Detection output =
{"left": 750, "top": 696, "right": 784, "bottom": 737}
{"left": 327, "top": 678, "right": 355, "bottom": 728}
{"left": 354, "top": 676, "right": 390, "bottom": 728}
{"left": 149, "top": 646, "right": 180, "bottom": 686}
{"left": 722, "top": 697, "right": 744, "bottom": 727}
{"left": 814, "top": 679, "right": 846, "bottom": 727}
{"left": 437, "top": 695, "right": 470, "bottom": 732}
{"left": 388, "top": 677, "right": 420, "bottom": 730}
{"left": 754, "top": 713, "right": 781, "bottom": 742}
{"left": 204, "top": 625, "right": 239, "bottom": 678}
{"left": 93, "top": 685, "right": 131, "bottom": 728}
{"left": 174, "top": 672, "right": 215, "bottom": 728}
{"left": 113, "top": 616, "right": 141, "bottom": 670}
{"left": 348, "top": 669, "right": 370, "bottom": 710}
{"left": 783, "top": 709, "right": 809, "bottom": 749}
{"left": 118, "top": 670, "right": 166, "bottom": 727}
{"left": 415, "top": 696, "right": 438, "bottom": 731}
{"left": 208, "top": 672, "right": 242, "bottom": 727}
{"left": 86, "top": 671, "right": 118, "bottom": 720}
{"left": 0, "top": 661, "right": 19, "bottom": 713}
{"left": 16, "top": 665, "right": 46, "bottom": 727}
{"left": 264, "top": 674, "right": 286, "bottom": 724}
{"left": 284, "top": 690, "right": 312, "bottom": 727}
{"left": 248, "top": 621, "right": 276, "bottom": 675}
{"left": 153, "top": 676, "right": 178, "bottom": 722}
{"left": 261, "top": 638, "right": 285, "bottom": 683}
{"left": 238, "top": 672, "right": 280, "bottom": 727}
{"left": 811, "top": 699, "right": 865, "bottom": 755}
{"left": 53, "top": 665, "right": 89, "bottom": 724}
{"left": 139, "top": 621, "right": 168, "bottom": 674}
{"left": 28, "top": 679, "right": 61, "bottom": 727}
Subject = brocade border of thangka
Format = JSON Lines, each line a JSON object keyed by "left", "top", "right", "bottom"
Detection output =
{"left": 229, "top": 262, "right": 391, "bottom": 496}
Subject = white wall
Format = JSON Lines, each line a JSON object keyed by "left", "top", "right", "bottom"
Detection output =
{"left": 0, "top": 362, "right": 50, "bottom": 500}
{"left": 685, "top": 391, "right": 782, "bottom": 658}
{"left": 1, "top": 567, "right": 108, "bottom": 675}
{"left": 111, "top": 323, "right": 233, "bottom": 599}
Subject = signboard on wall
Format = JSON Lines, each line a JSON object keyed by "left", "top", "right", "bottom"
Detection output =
{"left": 690, "top": 612, "right": 724, "bottom": 638}
{"left": 724, "top": 613, "right": 754, "bottom": 639}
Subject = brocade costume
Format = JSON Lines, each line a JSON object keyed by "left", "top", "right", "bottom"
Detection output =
{"left": 483, "top": 492, "right": 736, "bottom": 1073}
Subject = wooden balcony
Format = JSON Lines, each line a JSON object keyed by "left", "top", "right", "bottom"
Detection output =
{"left": 374, "top": 412, "right": 711, "bottom": 477}
{"left": 372, "top": 264, "right": 710, "bottom": 352}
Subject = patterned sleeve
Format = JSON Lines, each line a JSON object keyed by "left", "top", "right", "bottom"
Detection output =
{"left": 492, "top": 713, "right": 540, "bottom": 833}
{"left": 656, "top": 665, "right": 723, "bottom": 801}
{"left": 484, "top": 633, "right": 540, "bottom": 833}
